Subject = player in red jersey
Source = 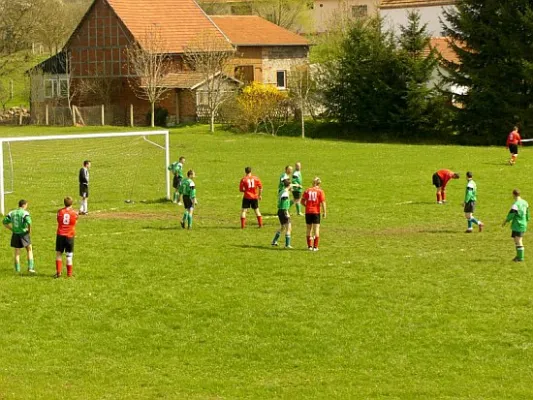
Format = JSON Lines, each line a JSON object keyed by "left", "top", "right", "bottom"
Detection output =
{"left": 432, "top": 169, "right": 460, "bottom": 204}
{"left": 55, "top": 196, "right": 78, "bottom": 278}
{"left": 507, "top": 126, "right": 522, "bottom": 165}
{"left": 301, "top": 177, "right": 327, "bottom": 251}
{"left": 239, "top": 166, "right": 263, "bottom": 228}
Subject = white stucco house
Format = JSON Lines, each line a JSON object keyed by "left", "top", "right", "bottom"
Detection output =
{"left": 313, "top": 0, "right": 380, "bottom": 33}
{"left": 380, "top": 0, "right": 456, "bottom": 36}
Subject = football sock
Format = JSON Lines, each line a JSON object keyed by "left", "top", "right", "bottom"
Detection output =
{"left": 272, "top": 231, "right": 281, "bottom": 244}
{"left": 467, "top": 220, "right": 473, "bottom": 229}
{"left": 314, "top": 237, "right": 320, "bottom": 249}
{"left": 14, "top": 262, "right": 20, "bottom": 272}
{"left": 470, "top": 217, "right": 479, "bottom": 226}
{"left": 517, "top": 246, "right": 525, "bottom": 260}
{"left": 187, "top": 214, "right": 193, "bottom": 228}
{"left": 257, "top": 216, "right": 263, "bottom": 227}
{"left": 56, "top": 259, "right": 62, "bottom": 276}
{"left": 67, "top": 265, "right": 73, "bottom": 277}
{"left": 296, "top": 203, "right": 301, "bottom": 214}
{"left": 307, "top": 236, "right": 312, "bottom": 247}
{"left": 241, "top": 217, "right": 246, "bottom": 229}
{"left": 442, "top": 192, "right": 446, "bottom": 202}
{"left": 436, "top": 192, "right": 441, "bottom": 202}
{"left": 182, "top": 211, "right": 188, "bottom": 223}
{"left": 285, "top": 234, "right": 291, "bottom": 247}
{"left": 28, "top": 259, "right": 34, "bottom": 271}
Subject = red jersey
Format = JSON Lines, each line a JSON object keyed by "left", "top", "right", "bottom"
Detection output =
{"left": 239, "top": 175, "right": 262, "bottom": 200}
{"left": 303, "top": 187, "right": 325, "bottom": 214}
{"left": 437, "top": 169, "right": 455, "bottom": 188}
{"left": 57, "top": 207, "right": 78, "bottom": 238}
{"left": 507, "top": 131, "right": 521, "bottom": 147}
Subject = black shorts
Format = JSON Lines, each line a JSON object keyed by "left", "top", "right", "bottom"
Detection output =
{"left": 305, "top": 213, "right": 321, "bottom": 225}
{"left": 277, "top": 209, "right": 290, "bottom": 225}
{"left": 464, "top": 201, "right": 476, "bottom": 213}
{"left": 432, "top": 173, "right": 442, "bottom": 188}
{"left": 56, "top": 235, "right": 74, "bottom": 253}
{"left": 173, "top": 175, "right": 182, "bottom": 190}
{"left": 79, "top": 184, "right": 89, "bottom": 198}
{"left": 183, "top": 195, "right": 194, "bottom": 209}
{"left": 11, "top": 233, "right": 31, "bottom": 248}
{"left": 509, "top": 144, "right": 519, "bottom": 155}
{"left": 292, "top": 191, "right": 302, "bottom": 200}
{"left": 242, "top": 198, "right": 259, "bottom": 210}
{"left": 512, "top": 231, "right": 525, "bottom": 238}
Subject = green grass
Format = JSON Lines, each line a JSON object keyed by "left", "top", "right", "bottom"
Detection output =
{"left": 1, "top": 125, "right": 533, "bottom": 399}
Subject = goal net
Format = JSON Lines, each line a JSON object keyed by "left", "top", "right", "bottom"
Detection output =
{"left": 0, "top": 131, "right": 170, "bottom": 215}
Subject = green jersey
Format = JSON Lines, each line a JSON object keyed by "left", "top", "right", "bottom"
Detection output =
{"left": 464, "top": 179, "right": 477, "bottom": 203}
{"left": 278, "top": 172, "right": 290, "bottom": 193}
{"left": 179, "top": 178, "right": 196, "bottom": 198}
{"left": 168, "top": 162, "right": 183, "bottom": 178}
{"left": 278, "top": 188, "right": 291, "bottom": 210}
{"left": 292, "top": 170, "right": 303, "bottom": 193}
{"left": 506, "top": 198, "right": 530, "bottom": 232}
{"left": 3, "top": 208, "right": 31, "bottom": 235}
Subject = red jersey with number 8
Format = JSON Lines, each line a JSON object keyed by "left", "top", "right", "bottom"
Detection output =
{"left": 303, "top": 187, "right": 325, "bottom": 214}
{"left": 240, "top": 176, "right": 262, "bottom": 200}
{"left": 57, "top": 207, "right": 78, "bottom": 237}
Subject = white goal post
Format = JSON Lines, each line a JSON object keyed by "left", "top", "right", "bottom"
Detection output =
{"left": 0, "top": 130, "right": 171, "bottom": 215}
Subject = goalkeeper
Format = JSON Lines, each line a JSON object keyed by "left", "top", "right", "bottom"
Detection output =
{"left": 168, "top": 156, "right": 185, "bottom": 204}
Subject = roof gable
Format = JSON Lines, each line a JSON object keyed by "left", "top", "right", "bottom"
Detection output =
{"left": 210, "top": 16, "right": 309, "bottom": 47}
{"left": 380, "top": 0, "right": 456, "bottom": 9}
{"left": 105, "top": 0, "right": 231, "bottom": 53}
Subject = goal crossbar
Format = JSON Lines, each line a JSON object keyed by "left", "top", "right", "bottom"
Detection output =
{"left": 0, "top": 130, "right": 171, "bottom": 215}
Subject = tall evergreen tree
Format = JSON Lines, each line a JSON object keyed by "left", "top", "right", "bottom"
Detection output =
{"left": 442, "top": 0, "right": 533, "bottom": 144}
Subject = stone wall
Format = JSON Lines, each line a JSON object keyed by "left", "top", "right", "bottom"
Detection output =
{"left": 261, "top": 46, "right": 309, "bottom": 88}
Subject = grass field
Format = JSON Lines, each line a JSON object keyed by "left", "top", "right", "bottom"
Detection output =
{"left": 1, "top": 125, "right": 533, "bottom": 399}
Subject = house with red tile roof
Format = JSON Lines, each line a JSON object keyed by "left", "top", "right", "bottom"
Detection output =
{"left": 30, "top": 0, "right": 309, "bottom": 125}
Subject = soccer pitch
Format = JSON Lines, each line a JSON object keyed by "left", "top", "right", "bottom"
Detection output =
{"left": 1, "top": 125, "right": 533, "bottom": 399}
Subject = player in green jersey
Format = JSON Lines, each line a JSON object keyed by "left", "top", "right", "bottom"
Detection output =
{"left": 291, "top": 162, "right": 304, "bottom": 216}
{"left": 179, "top": 169, "right": 197, "bottom": 229}
{"left": 168, "top": 156, "right": 185, "bottom": 204}
{"left": 3, "top": 199, "right": 34, "bottom": 273}
{"left": 272, "top": 179, "right": 292, "bottom": 248}
{"left": 463, "top": 171, "right": 483, "bottom": 233}
{"left": 502, "top": 189, "right": 530, "bottom": 262}
{"left": 278, "top": 165, "right": 293, "bottom": 194}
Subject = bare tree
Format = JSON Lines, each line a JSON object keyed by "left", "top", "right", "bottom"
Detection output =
{"left": 126, "top": 24, "right": 172, "bottom": 127}
{"left": 254, "top": 0, "right": 314, "bottom": 32}
{"left": 288, "top": 64, "right": 315, "bottom": 138}
{"left": 183, "top": 31, "right": 236, "bottom": 133}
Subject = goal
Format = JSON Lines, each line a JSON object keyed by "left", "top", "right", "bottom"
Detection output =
{"left": 0, "top": 130, "right": 171, "bottom": 215}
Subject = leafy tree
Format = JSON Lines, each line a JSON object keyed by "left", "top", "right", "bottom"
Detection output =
{"left": 442, "top": 0, "right": 533, "bottom": 143}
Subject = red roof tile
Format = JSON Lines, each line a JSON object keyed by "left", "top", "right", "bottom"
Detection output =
{"left": 106, "top": 0, "right": 232, "bottom": 53}
{"left": 381, "top": 0, "right": 455, "bottom": 9}
{"left": 211, "top": 16, "right": 309, "bottom": 46}
{"left": 427, "top": 37, "right": 460, "bottom": 64}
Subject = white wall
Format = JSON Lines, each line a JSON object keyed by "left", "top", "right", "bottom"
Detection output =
{"left": 381, "top": 5, "right": 455, "bottom": 36}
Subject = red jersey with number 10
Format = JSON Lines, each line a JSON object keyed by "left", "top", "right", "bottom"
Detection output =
{"left": 240, "top": 176, "right": 263, "bottom": 200}
{"left": 303, "top": 187, "right": 325, "bottom": 214}
{"left": 57, "top": 207, "right": 78, "bottom": 237}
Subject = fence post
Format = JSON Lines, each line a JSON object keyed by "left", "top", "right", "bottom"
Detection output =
{"left": 101, "top": 104, "right": 105, "bottom": 126}
{"left": 72, "top": 106, "right": 77, "bottom": 125}
{"left": 130, "top": 104, "right": 134, "bottom": 127}
{"left": 45, "top": 104, "right": 49, "bottom": 125}
{"left": 9, "top": 80, "right": 13, "bottom": 100}
{"left": 18, "top": 112, "right": 22, "bottom": 126}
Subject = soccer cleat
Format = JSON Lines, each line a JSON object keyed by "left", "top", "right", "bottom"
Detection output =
{"left": 308, "top": 247, "right": 313, "bottom": 251}
{"left": 478, "top": 223, "right": 484, "bottom": 232}
{"left": 513, "top": 257, "right": 523, "bottom": 262}
{"left": 180, "top": 221, "right": 185, "bottom": 229}
{"left": 465, "top": 229, "right": 473, "bottom": 233}
{"left": 271, "top": 242, "right": 279, "bottom": 247}
{"left": 54, "top": 273, "right": 61, "bottom": 279}
{"left": 177, "top": 202, "right": 183, "bottom": 206}
{"left": 313, "top": 247, "right": 319, "bottom": 251}
{"left": 298, "top": 213, "right": 304, "bottom": 216}
{"left": 285, "top": 245, "right": 293, "bottom": 249}
{"left": 437, "top": 201, "right": 443, "bottom": 204}
{"left": 28, "top": 269, "right": 36, "bottom": 274}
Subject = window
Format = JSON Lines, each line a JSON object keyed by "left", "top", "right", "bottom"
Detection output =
{"left": 234, "top": 65, "right": 254, "bottom": 83}
{"left": 44, "top": 78, "right": 68, "bottom": 98}
{"left": 352, "top": 5, "right": 368, "bottom": 18}
{"left": 276, "top": 70, "right": 286, "bottom": 89}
